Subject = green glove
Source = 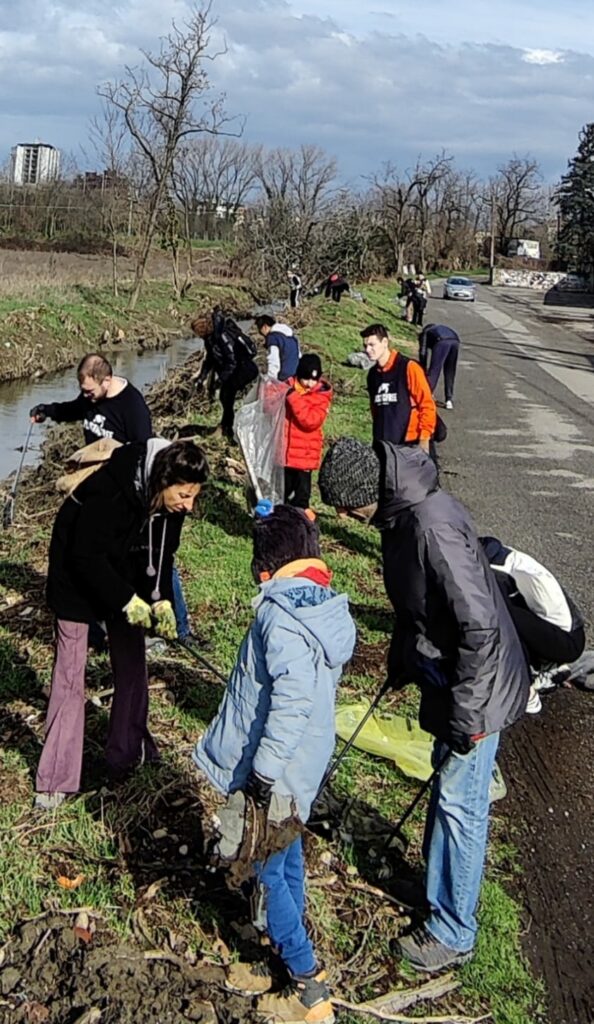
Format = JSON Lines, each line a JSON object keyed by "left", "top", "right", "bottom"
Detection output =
{"left": 123, "top": 594, "right": 153, "bottom": 630}
{"left": 152, "top": 600, "right": 177, "bottom": 640}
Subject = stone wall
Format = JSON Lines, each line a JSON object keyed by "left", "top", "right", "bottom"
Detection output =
{"left": 493, "top": 268, "right": 590, "bottom": 291}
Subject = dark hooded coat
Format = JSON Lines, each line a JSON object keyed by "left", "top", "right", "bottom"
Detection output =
{"left": 47, "top": 441, "right": 184, "bottom": 623}
{"left": 374, "top": 444, "right": 530, "bottom": 740}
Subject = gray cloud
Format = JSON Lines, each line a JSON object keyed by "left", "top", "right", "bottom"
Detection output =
{"left": 0, "top": 0, "right": 592, "bottom": 181}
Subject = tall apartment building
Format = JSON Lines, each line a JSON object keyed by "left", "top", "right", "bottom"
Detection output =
{"left": 11, "top": 143, "right": 60, "bottom": 185}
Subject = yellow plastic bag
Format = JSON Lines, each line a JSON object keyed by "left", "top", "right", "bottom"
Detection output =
{"left": 335, "top": 701, "right": 434, "bottom": 781}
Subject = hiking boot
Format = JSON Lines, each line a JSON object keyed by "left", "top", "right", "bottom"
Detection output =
{"left": 256, "top": 970, "right": 334, "bottom": 1024}
{"left": 445, "top": 400, "right": 454, "bottom": 410}
{"left": 398, "top": 926, "right": 472, "bottom": 973}
{"left": 225, "top": 960, "right": 273, "bottom": 996}
{"left": 34, "top": 792, "right": 67, "bottom": 812}
{"left": 525, "top": 687, "right": 542, "bottom": 714}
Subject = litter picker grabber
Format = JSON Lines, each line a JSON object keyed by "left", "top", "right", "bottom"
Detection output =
{"left": 175, "top": 638, "right": 228, "bottom": 685}
{"left": 319, "top": 677, "right": 393, "bottom": 793}
{"left": 386, "top": 748, "right": 450, "bottom": 846}
{"left": 3, "top": 421, "right": 34, "bottom": 529}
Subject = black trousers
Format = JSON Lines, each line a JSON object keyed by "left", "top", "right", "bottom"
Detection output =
{"left": 507, "top": 603, "right": 585, "bottom": 670}
{"left": 411, "top": 296, "right": 426, "bottom": 326}
{"left": 427, "top": 340, "right": 459, "bottom": 401}
{"left": 284, "top": 467, "right": 312, "bottom": 509}
{"left": 290, "top": 287, "right": 301, "bottom": 308}
{"left": 219, "top": 360, "right": 258, "bottom": 433}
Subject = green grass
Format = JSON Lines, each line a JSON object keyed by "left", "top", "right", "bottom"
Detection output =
{"left": 0, "top": 280, "right": 544, "bottom": 1021}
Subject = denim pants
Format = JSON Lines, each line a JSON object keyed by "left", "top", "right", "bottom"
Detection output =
{"left": 257, "top": 837, "right": 317, "bottom": 978}
{"left": 171, "top": 566, "right": 189, "bottom": 639}
{"left": 423, "top": 733, "right": 500, "bottom": 953}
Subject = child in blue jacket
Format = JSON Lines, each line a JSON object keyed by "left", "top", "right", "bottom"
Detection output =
{"left": 193, "top": 505, "right": 356, "bottom": 1024}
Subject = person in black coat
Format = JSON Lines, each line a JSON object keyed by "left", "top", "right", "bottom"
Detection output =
{"left": 194, "top": 308, "right": 258, "bottom": 439}
{"left": 373, "top": 443, "right": 529, "bottom": 972}
{"left": 35, "top": 439, "right": 209, "bottom": 810}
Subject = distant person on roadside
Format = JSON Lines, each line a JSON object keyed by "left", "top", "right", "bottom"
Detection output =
{"left": 288, "top": 269, "right": 303, "bottom": 309}
{"left": 255, "top": 315, "right": 301, "bottom": 381}
{"left": 418, "top": 324, "right": 460, "bottom": 410}
{"left": 480, "top": 535, "right": 586, "bottom": 713}
{"left": 35, "top": 439, "right": 209, "bottom": 811}
{"left": 194, "top": 308, "right": 258, "bottom": 439}
{"left": 397, "top": 276, "right": 417, "bottom": 322}
{"left": 410, "top": 278, "right": 426, "bottom": 327}
{"left": 324, "top": 272, "right": 350, "bottom": 303}
{"left": 374, "top": 443, "right": 529, "bottom": 972}
{"left": 30, "top": 353, "right": 193, "bottom": 646}
{"left": 361, "top": 323, "right": 436, "bottom": 452}
{"left": 30, "top": 353, "right": 152, "bottom": 444}
{"left": 284, "top": 354, "right": 333, "bottom": 509}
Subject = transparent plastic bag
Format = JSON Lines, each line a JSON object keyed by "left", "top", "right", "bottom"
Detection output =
{"left": 335, "top": 701, "right": 434, "bottom": 780}
{"left": 234, "top": 376, "right": 289, "bottom": 503}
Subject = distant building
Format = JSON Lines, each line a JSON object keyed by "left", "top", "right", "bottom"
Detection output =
{"left": 507, "top": 238, "right": 541, "bottom": 260}
{"left": 11, "top": 143, "right": 60, "bottom": 185}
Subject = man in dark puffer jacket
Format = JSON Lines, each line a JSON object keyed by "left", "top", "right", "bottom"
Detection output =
{"left": 373, "top": 443, "right": 529, "bottom": 972}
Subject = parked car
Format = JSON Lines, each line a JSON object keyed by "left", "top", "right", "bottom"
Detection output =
{"left": 443, "top": 276, "right": 476, "bottom": 301}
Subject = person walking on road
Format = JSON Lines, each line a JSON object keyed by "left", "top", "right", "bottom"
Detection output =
{"left": 374, "top": 443, "right": 530, "bottom": 972}
{"left": 36, "top": 439, "right": 208, "bottom": 810}
{"left": 362, "top": 323, "right": 436, "bottom": 452}
{"left": 418, "top": 324, "right": 460, "bottom": 409}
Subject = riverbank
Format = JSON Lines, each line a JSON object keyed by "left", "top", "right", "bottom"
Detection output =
{"left": 0, "top": 246, "right": 252, "bottom": 383}
{"left": 0, "top": 284, "right": 544, "bottom": 1024}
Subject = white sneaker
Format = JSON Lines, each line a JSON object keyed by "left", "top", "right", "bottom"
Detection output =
{"left": 35, "top": 792, "right": 67, "bottom": 811}
{"left": 525, "top": 687, "right": 542, "bottom": 714}
{"left": 533, "top": 664, "right": 569, "bottom": 692}
{"left": 445, "top": 400, "right": 454, "bottom": 410}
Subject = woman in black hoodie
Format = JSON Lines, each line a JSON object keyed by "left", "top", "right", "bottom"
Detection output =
{"left": 36, "top": 438, "right": 209, "bottom": 810}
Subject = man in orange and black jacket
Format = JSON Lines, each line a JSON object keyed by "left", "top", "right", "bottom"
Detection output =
{"left": 361, "top": 323, "right": 437, "bottom": 451}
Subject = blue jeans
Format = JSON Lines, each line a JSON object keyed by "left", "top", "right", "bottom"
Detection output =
{"left": 257, "top": 837, "right": 317, "bottom": 977}
{"left": 171, "top": 566, "right": 189, "bottom": 639}
{"left": 423, "top": 733, "right": 500, "bottom": 953}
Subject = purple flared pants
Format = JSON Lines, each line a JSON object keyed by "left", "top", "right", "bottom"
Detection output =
{"left": 36, "top": 617, "right": 158, "bottom": 794}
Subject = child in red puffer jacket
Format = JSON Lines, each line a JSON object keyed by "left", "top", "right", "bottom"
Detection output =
{"left": 284, "top": 354, "right": 333, "bottom": 508}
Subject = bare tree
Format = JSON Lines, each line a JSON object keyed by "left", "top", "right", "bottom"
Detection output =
{"left": 410, "top": 153, "right": 453, "bottom": 271}
{"left": 493, "top": 156, "right": 544, "bottom": 252}
{"left": 88, "top": 104, "right": 134, "bottom": 296}
{"left": 98, "top": 3, "right": 237, "bottom": 309}
{"left": 172, "top": 137, "right": 260, "bottom": 246}
{"left": 370, "top": 163, "right": 418, "bottom": 273}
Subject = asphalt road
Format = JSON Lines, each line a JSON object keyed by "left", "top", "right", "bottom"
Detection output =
{"left": 427, "top": 283, "right": 593, "bottom": 1024}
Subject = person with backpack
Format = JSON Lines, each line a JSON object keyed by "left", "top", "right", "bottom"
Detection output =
{"left": 194, "top": 308, "right": 259, "bottom": 439}
{"left": 374, "top": 444, "right": 530, "bottom": 972}
{"left": 479, "top": 536, "right": 586, "bottom": 712}
{"left": 418, "top": 324, "right": 461, "bottom": 410}
{"left": 35, "top": 439, "right": 209, "bottom": 810}
{"left": 284, "top": 354, "right": 333, "bottom": 509}
{"left": 193, "top": 505, "right": 356, "bottom": 1024}
{"left": 361, "top": 323, "right": 437, "bottom": 452}
{"left": 255, "top": 315, "right": 301, "bottom": 381}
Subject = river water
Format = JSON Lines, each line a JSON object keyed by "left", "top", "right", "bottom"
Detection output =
{"left": 0, "top": 335, "right": 203, "bottom": 482}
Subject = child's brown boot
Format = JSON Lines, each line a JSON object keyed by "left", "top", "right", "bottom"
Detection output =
{"left": 256, "top": 969, "right": 334, "bottom": 1023}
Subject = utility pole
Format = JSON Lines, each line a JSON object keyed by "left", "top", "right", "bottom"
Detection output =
{"left": 489, "top": 187, "right": 496, "bottom": 285}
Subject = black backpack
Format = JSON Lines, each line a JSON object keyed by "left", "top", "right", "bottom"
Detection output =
{"left": 224, "top": 318, "right": 257, "bottom": 361}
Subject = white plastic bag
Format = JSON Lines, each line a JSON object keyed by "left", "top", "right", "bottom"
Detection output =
{"left": 235, "top": 376, "right": 289, "bottom": 504}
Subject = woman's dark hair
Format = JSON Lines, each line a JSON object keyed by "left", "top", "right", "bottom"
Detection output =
{"left": 149, "top": 441, "right": 209, "bottom": 502}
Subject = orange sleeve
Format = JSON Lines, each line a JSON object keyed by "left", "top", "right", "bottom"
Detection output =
{"left": 407, "top": 361, "right": 437, "bottom": 440}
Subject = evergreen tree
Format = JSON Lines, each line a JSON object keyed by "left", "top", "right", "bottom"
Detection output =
{"left": 556, "top": 123, "right": 594, "bottom": 271}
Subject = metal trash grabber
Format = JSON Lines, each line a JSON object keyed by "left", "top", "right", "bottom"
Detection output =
{"left": 3, "top": 421, "right": 34, "bottom": 529}
{"left": 385, "top": 747, "right": 450, "bottom": 846}
{"left": 319, "top": 677, "right": 392, "bottom": 793}
{"left": 174, "top": 638, "right": 228, "bottom": 685}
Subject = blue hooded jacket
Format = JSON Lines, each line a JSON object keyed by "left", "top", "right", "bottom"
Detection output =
{"left": 193, "top": 575, "right": 356, "bottom": 821}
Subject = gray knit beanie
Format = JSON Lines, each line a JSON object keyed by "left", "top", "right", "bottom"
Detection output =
{"left": 319, "top": 437, "right": 380, "bottom": 510}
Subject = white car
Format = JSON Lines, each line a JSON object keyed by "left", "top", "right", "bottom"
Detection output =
{"left": 443, "top": 276, "right": 476, "bottom": 301}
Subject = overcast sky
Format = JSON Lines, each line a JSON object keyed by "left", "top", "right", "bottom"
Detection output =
{"left": 1, "top": 0, "right": 593, "bottom": 183}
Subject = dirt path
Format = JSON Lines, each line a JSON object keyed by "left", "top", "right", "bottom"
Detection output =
{"left": 433, "top": 283, "right": 594, "bottom": 1024}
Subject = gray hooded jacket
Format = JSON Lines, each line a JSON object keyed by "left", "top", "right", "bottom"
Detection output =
{"left": 374, "top": 444, "right": 529, "bottom": 740}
